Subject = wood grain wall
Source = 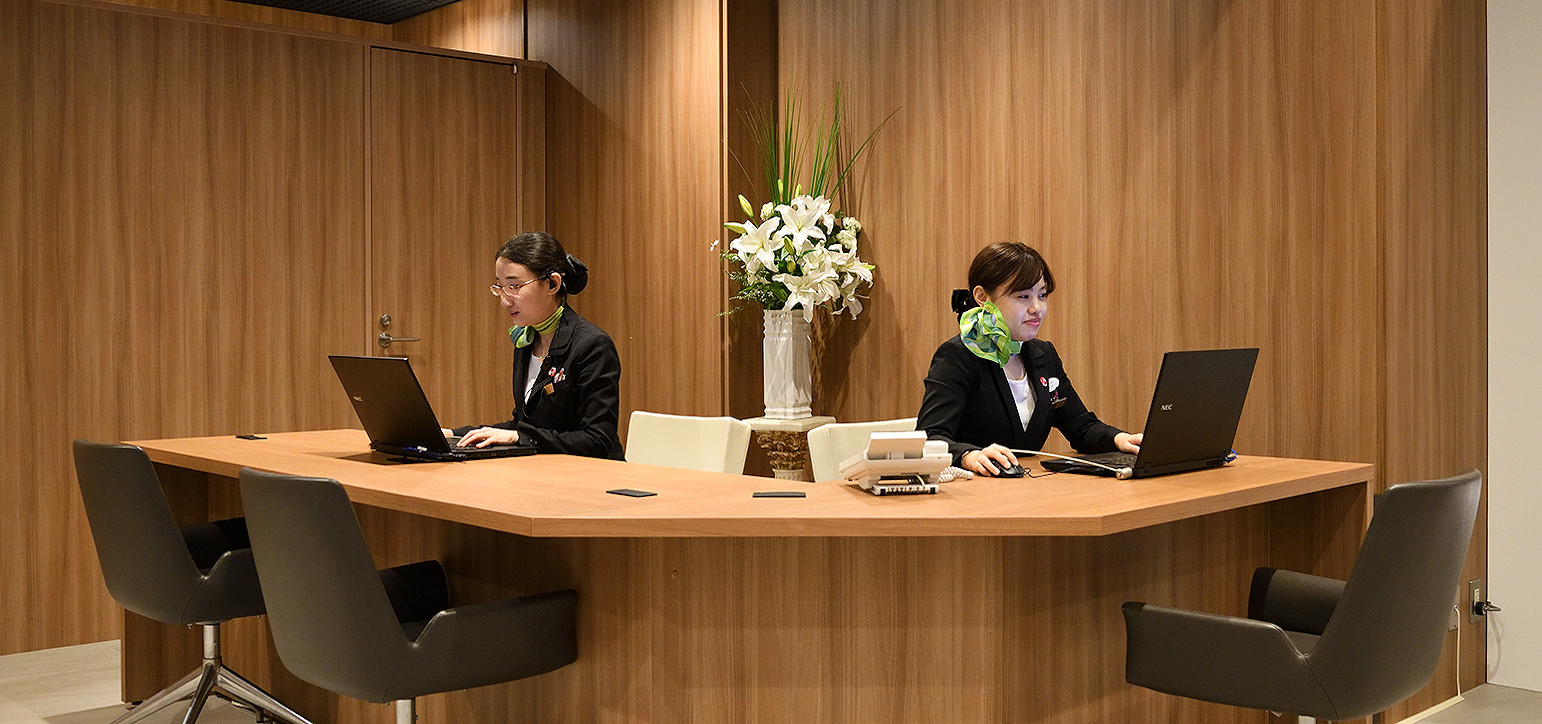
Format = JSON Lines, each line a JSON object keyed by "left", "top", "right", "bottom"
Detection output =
{"left": 392, "top": 0, "right": 522, "bottom": 58}
{"left": 368, "top": 48, "right": 545, "bottom": 428}
{"left": 0, "top": 0, "right": 537, "bottom": 655}
{"left": 773, "top": 0, "right": 1382, "bottom": 462}
{"left": 2, "top": 0, "right": 1490, "bottom": 716}
{"left": 528, "top": 0, "right": 726, "bottom": 422}
{"left": 93, "top": 0, "right": 392, "bottom": 38}
{"left": 0, "top": 0, "right": 368, "bottom": 653}
{"left": 1379, "top": 0, "right": 1489, "bottom": 715}
{"left": 767, "top": 0, "right": 1487, "bottom": 713}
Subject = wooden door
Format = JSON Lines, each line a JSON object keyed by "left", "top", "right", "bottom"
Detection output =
{"left": 369, "top": 48, "right": 544, "bottom": 429}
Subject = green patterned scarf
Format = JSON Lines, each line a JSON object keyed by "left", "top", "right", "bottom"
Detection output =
{"left": 959, "top": 301, "right": 1022, "bottom": 365}
{"left": 509, "top": 305, "right": 564, "bottom": 349}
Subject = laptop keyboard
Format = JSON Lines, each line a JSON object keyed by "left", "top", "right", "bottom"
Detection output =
{"left": 1070, "top": 451, "right": 1137, "bottom": 467}
{"left": 444, "top": 436, "right": 527, "bottom": 454}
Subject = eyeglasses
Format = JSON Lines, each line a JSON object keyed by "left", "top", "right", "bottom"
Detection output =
{"left": 489, "top": 278, "right": 544, "bottom": 298}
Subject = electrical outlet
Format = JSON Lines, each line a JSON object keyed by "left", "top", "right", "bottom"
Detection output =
{"left": 1469, "top": 579, "right": 1484, "bottom": 624}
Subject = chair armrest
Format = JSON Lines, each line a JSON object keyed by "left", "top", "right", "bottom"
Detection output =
{"left": 379, "top": 560, "right": 449, "bottom": 627}
{"left": 1122, "top": 601, "right": 1332, "bottom": 717}
{"left": 1248, "top": 567, "right": 1346, "bottom": 636}
{"left": 185, "top": 548, "right": 266, "bottom": 623}
{"left": 383, "top": 589, "right": 578, "bottom": 700}
{"left": 181, "top": 517, "right": 250, "bottom": 570}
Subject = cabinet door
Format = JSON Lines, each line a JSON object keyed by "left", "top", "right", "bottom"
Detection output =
{"left": 369, "top": 48, "right": 543, "bottom": 428}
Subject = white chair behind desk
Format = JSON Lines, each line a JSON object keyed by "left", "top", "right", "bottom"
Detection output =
{"left": 807, "top": 417, "right": 919, "bottom": 482}
{"left": 625, "top": 411, "right": 753, "bottom": 474}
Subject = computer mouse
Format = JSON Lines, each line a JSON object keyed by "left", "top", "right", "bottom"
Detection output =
{"left": 990, "top": 460, "right": 1026, "bottom": 478}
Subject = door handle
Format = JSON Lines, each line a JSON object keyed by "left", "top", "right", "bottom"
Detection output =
{"left": 378, "top": 332, "right": 421, "bottom": 349}
{"left": 377, "top": 314, "right": 420, "bottom": 349}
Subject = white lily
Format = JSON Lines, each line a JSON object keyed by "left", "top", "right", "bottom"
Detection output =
{"left": 836, "top": 272, "right": 869, "bottom": 319}
{"left": 773, "top": 195, "right": 831, "bottom": 252}
{"left": 726, "top": 217, "right": 783, "bottom": 272}
{"left": 836, "top": 291, "right": 864, "bottom": 319}
{"left": 773, "top": 258, "right": 840, "bottom": 322}
{"left": 850, "top": 260, "right": 875, "bottom": 285}
{"left": 720, "top": 186, "right": 874, "bottom": 321}
{"left": 826, "top": 244, "right": 873, "bottom": 284}
{"left": 789, "top": 247, "right": 837, "bottom": 288}
{"left": 738, "top": 250, "right": 767, "bottom": 276}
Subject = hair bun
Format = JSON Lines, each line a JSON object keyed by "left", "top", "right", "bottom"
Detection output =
{"left": 563, "top": 254, "right": 589, "bottom": 295}
{"left": 950, "top": 289, "right": 977, "bottom": 316}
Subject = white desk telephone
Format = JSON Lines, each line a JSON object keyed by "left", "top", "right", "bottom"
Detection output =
{"left": 839, "top": 431, "right": 952, "bottom": 495}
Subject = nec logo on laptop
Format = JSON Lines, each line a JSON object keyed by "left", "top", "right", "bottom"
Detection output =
{"left": 1160, "top": 403, "right": 1174, "bottom": 411}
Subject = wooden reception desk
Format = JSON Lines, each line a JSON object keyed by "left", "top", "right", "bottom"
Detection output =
{"left": 126, "top": 430, "right": 1373, "bottom": 723}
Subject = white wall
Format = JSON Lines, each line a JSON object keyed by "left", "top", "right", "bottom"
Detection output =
{"left": 1487, "top": 0, "right": 1542, "bottom": 693}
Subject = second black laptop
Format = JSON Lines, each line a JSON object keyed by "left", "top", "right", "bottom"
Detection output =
{"left": 1041, "top": 347, "right": 1259, "bottom": 479}
{"left": 329, "top": 355, "right": 536, "bottom": 461}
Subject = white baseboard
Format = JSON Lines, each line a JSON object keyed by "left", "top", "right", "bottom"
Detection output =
{"left": 1388, "top": 695, "right": 1465, "bottom": 724}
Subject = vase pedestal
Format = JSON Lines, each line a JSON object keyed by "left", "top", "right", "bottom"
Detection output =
{"left": 743, "top": 416, "right": 836, "bottom": 481}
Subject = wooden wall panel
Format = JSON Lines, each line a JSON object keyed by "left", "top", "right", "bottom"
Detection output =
{"left": 369, "top": 48, "right": 542, "bottom": 427}
{"left": 91, "top": 0, "right": 392, "bottom": 38}
{"left": 0, "top": 0, "right": 367, "bottom": 654}
{"left": 529, "top": 0, "right": 725, "bottom": 424}
{"left": 773, "top": 0, "right": 1380, "bottom": 462}
{"left": 392, "top": 0, "right": 523, "bottom": 58}
{"left": 1379, "top": 0, "right": 1489, "bottom": 716}
{"left": 3, "top": 1, "right": 1489, "bottom": 719}
{"left": 722, "top": 0, "right": 780, "bottom": 474}
{"left": 772, "top": 0, "right": 1484, "bottom": 714}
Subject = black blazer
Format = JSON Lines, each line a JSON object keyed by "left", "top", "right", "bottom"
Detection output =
{"left": 466, "top": 307, "right": 624, "bottom": 460}
{"left": 917, "top": 336, "right": 1122, "bottom": 466}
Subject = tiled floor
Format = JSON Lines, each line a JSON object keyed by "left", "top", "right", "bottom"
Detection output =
{"left": 0, "top": 641, "right": 251, "bottom": 724}
{"left": 1414, "top": 684, "right": 1542, "bottom": 724}
{"left": 2, "top": 640, "right": 1541, "bottom": 723}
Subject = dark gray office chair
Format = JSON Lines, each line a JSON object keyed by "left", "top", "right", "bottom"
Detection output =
{"left": 71, "top": 440, "right": 311, "bottom": 724}
{"left": 1122, "top": 469, "right": 1482, "bottom": 721}
{"left": 237, "top": 468, "right": 578, "bottom": 723}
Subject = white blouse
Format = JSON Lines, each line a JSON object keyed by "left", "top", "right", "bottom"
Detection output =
{"left": 525, "top": 354, "right": 545, "bottom": 403}
{"left": 1005, "top": 370, "right": 1035, "bottom": 429}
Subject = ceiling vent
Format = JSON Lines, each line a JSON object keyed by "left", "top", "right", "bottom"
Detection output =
{"left": 232, "top": 0, "right": 462, "bottom": 25}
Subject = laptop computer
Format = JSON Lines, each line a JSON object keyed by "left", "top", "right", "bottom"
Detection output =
{"left": 1040, "top": 348, "right": 1259, "bottom": 479}
{"left": 329, "top": 355, "right": 536, "bottom": 462}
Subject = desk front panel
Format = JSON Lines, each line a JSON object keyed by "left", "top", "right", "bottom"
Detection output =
{"left": 125, "top": 437, "right": 1372, "bottom": 723}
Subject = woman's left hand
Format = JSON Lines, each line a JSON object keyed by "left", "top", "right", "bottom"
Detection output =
{"left": 457, "top": 427, "right": 520, "bottom": 448}
{"left": 1115, "top": 432, "right": 1143, "bottom": 454}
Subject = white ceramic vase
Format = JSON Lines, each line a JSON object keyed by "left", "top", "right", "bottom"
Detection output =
{"left": 762, "top": 308, "right": 813, "bottom": 419}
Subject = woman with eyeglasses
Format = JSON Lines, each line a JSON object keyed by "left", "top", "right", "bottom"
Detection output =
{"left": 453, "top": 231, "right": 624, "bottom": 459}
{"left": 917, "top": 242, "right": 1141, "bottom": 477}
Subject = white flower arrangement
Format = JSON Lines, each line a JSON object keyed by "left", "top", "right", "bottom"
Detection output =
{"left": 724, "top": 194, "right": 873, "bottom": 321}
{"left": 719, "top": 87, "right": 895, "bottom": 321}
